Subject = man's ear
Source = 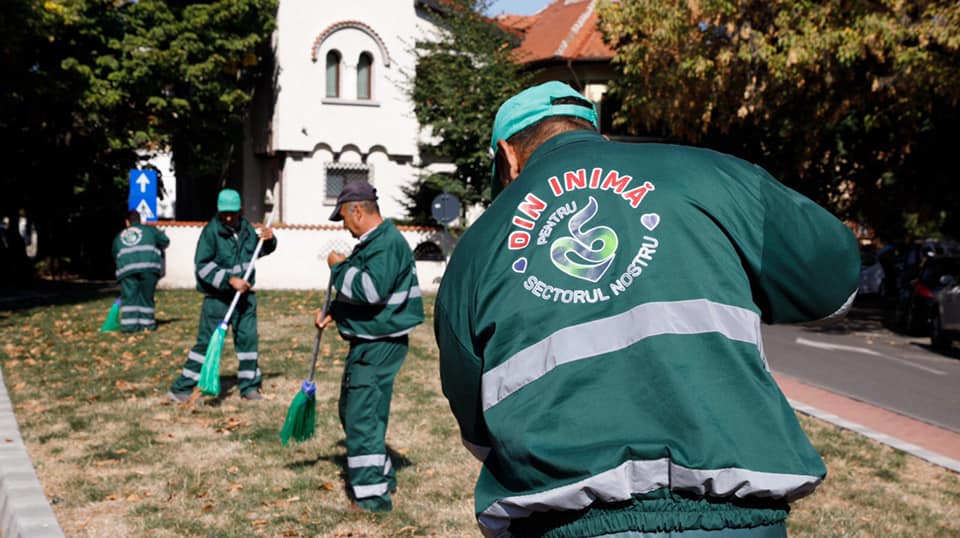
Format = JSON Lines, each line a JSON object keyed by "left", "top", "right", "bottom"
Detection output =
{"left": 497, "top": 139, "right": 522, "bottom": 186}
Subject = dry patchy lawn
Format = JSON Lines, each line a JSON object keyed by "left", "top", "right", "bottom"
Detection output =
{"left": 0, "top": 288, "right": 957, "bottom": 537}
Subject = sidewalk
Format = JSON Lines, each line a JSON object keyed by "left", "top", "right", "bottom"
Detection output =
{"left": 774, "top": 373, "right": 960, "bottom": 473}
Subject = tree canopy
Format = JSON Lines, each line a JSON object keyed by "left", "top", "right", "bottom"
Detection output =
{"left": 1, "top": 0, "right": 276, "bottom": 278}
{"left": 406, "top": 0, "right": 533, "bottom": 224}
{"left": 598, "top": 0, "right": 960, "bottom": 240}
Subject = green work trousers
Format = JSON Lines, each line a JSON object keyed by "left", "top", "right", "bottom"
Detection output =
{"left": 339, "top": 336, "right": 408, "bottom": 511}
{"left": 596, "top": 523, "right": 787, "bottom": 538}
{"left": 170, "top": 293, "right": 261, "bottom": 396}
{"left": 119, "top": 272, "right": 159, "bottom": 332}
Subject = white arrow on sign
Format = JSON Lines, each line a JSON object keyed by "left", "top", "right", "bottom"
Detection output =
{"left": 136, "top": 199, "right": 155, "bottom": 219}
{"left": 136, "top": 173, "right": 151, "bottom": 193}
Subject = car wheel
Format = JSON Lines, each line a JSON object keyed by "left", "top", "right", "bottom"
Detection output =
{"left": 931, "top": 310, "right": 951, "bottom": 351}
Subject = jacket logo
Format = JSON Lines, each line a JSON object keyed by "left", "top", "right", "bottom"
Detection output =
{"left": 549, "top": 197, "right": 618, "bottom": 283}
{"left": 120, "top": 227, "right": 143, "bottom": 247}
{"left": 505, "top": 167, "right": 661, "bottom": 305}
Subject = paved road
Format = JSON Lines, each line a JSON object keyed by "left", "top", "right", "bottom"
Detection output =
{"left": 763, "top": 302, "right": 960, "bottom": 433}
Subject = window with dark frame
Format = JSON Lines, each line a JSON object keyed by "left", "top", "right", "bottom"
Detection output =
{"left": 326, "top": 50, "right": 341, "bottom": 98}
{"left": 325, "top": 165, "right": 370, "bottom": 204}
{"left": 357, "top": 52, "right": 372, "bottom": 100}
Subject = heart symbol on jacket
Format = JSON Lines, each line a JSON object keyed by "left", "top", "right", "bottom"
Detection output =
{"left": 641, "top": 213, "right": 660, "bottom": 231}
{"left": 513, "top": 258, "right": 527, "bottom": 273}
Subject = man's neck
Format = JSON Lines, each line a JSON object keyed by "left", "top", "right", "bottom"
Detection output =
{"left": 358, "top": 216, "right": 384, "bottom": 239}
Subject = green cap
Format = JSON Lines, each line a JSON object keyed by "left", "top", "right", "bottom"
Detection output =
{"left": 489, "top": 81, "right": 599, "bottom": 198}
{"left": 217, "top": 188, "right": 241, "bottom": 212}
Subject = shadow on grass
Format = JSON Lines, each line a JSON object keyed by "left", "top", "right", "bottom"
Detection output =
{"left": 155, "top": 317, "right": 183, "bottom": 327}
{"left": 0, "top": 279, "right": 118, "bottom": 316}
{"left": 201, "top": 372, "right": 285, "bottom": 407}
{"left": 287, "top": 442, "right": 414, "bottom": 474}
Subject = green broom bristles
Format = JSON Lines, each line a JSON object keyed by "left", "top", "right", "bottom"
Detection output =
{"left": 280, "top": 381, "right": 317, "bottom": 445}
{"left": 99, "top": 299, "right": 122, "bottom": 332}
{"left": 198, "top": 321, "right": 227, "bottom": 396}
{"left": 281, "top": 279, "right": 330, "bottom": 446}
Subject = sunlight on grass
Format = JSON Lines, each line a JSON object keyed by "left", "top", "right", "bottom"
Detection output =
{"left": 1, "top": 289, "right": 958, "bottom": 537}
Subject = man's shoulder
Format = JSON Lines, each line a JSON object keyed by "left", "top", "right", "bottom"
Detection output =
{"left": 377, "top": 220, "right": 409, "bottom": 244}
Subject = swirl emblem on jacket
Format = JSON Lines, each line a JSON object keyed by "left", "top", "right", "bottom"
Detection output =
{"left": 550, "top": 196, "right": 618, "bottom": 283}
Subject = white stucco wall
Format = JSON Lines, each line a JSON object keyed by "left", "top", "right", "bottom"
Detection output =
{"left": 279, "top": 147, "right": 420, "bottom": 225}
{"left": 273, "top": 1, "right": 433, "bottom": 155}
{"left": 155, "top": 222, "right": 448, "bottom": 292}
{"left": 269, "top": 1, "right": 439, "bottom": 225}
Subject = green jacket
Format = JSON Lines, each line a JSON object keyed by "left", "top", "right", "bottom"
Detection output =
{"left": 112, "top": 224, "right": 169, "bottom": 278}
{"left": 330, "top": 220, "right": 424, "bottom": 340}
{"left": 435, "top": 131, "right": 859, "bottom": 537}
{"left": 194, "top": 216, "right": 276, "bottom": 297}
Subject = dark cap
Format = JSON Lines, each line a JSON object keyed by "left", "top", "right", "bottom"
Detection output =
{"left": 329, "top": 181, "right": 378, "bottom": 221}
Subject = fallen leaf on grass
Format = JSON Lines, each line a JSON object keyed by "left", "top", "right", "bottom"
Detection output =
{"left": 320, "top": 482, "right": 335, "bottom": 491}
{"left": 252, "top": 519, "right": 268, "bottom": 527}
{"left": 202, "top": 503, "right": 214, "bottom": 512}
{"left": 95, "top": 459, "right": 120, "bottom": 467}
{"left": 229, "top": 483, "right": 244, "bottom": 492}
{"left": 115, "top": 380, "right": 136, "bottom": 391}
{"left": 227, "top": 466, "right": 239, "bottom": 473}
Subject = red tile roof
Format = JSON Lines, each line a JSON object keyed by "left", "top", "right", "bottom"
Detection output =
{"left": 496, "top": 0, "right": 614, "bottom": 64}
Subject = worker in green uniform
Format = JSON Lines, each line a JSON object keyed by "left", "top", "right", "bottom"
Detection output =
{"left": 315, "top": 180, "right": 424, "bottom": 512}
{"left": 435, "top": 81, "right": 860, "bottom": 537}
{"left": 112, "top": 210, "right": 169, "bottom": 332}
{"left": 168, "top": 188, "right": 276, "bottom": 402}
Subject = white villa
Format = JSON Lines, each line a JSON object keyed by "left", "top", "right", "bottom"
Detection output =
{"left": 157, "top": 0, "right": 617, "bottom": 290}
{"left": 160, "top": 0, "right": 451, "bottom": 290}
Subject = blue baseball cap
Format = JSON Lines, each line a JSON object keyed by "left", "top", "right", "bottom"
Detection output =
{"left": 489, "top": 81, "right": 599, "bottom": 198}
{"left": 217, "top": 188, "right": 242, "bottom": 212}
{"left": 329, "top": 180, "right": 378, "bottom": 221}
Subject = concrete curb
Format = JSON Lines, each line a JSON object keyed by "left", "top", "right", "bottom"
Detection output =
{"left": 789, "top": 399, "right": 960, "bottom": 474}
{"left": 0, "top": 369, "right": 65, "bottom": 537}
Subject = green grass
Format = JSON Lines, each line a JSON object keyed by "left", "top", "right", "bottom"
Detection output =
{"left": 1, "top": 288, "right": 958, "bottom": 537}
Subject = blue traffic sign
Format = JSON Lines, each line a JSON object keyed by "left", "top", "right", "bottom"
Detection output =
{"left": 431, "top": 192, "right": 461, "bottom": 225}
{"left": 129, "top": 169, "right": 158, "bottom": 222}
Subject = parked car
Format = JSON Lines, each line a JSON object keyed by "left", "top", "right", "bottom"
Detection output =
{"left": 895, "top": 255, "right": 960, "bottom": 335}
{"left": 859, "top": 250, "right": 885, "bottom": 295}
{"left": 931, "top": 274, "right": 960, "bottom": 350}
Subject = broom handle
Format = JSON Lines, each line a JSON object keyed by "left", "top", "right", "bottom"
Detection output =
{"left": 307, "top": 275, "right": 336, "bottom": 382}
{"left": 221, "top": 206, "right": 278, "bottom": 324}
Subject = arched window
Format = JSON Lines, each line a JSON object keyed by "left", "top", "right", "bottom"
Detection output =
{"left": 357, "top": 52, "right": 373, "bottom": 100}
{"left": 325, "top": 50, "right": 341, "bottom": 98}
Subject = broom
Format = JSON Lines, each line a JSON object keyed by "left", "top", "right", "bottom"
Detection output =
{"left": 197, "top": 207, "right": 278, "bottom": 396}
{"left": 99, "top": 298, "right": 122, "bottom": 332}
{"left": 280, "top": 275, "right": 335, "bottom": 445}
